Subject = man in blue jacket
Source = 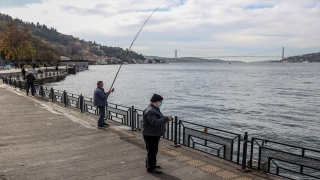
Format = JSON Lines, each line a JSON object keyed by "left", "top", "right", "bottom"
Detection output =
{"left": 142, "top": 94, "right": 172, "bottom": 174}
{"left": 93, "top": 81, "right": 114, "bottom": 129}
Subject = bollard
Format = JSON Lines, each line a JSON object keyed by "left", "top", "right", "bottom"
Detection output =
{"left": 171, "top": 116, "right": 181, "bottom": 147}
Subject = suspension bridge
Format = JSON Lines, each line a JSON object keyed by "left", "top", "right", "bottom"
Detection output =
{"left": 156, "top": 47, "right": 302, "bottom": 60}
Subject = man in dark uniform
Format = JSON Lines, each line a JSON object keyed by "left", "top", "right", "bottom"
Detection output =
{"left": 142, "top": 94, "right": 172, "bottom": 174}
{"left": 21, "top": 67, "right": 26, "bottom": 80}
{"left": 25, "top": 71, "right": 36, "bottom": 96}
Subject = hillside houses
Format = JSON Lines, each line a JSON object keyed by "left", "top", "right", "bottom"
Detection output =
{"left": 281, "top": 52, "right": 320, "bottom": 63}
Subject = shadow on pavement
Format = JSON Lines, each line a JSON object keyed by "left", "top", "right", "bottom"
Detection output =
{"left": 149, "top": 172, "right": 182, "bottom": 180}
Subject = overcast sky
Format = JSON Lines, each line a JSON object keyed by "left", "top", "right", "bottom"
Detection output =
{"left": 0, "top": 0, "right": 319, "bottom": 61}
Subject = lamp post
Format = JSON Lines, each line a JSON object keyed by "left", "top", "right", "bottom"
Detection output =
{"left": 0, "top": 51, "right": 2, "bottom": 67}
{"left": 0, "top": 43, "right": 2, "bottom": 67}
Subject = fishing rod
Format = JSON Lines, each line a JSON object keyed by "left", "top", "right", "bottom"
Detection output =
{"left": 109, "top": 3, "right": 163, "bottom": 91}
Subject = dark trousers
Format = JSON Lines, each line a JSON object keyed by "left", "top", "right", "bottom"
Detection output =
{"left": 143, "top": 135, "right": 160, "bottom": 170}
{"left": 26, "top": 83, "right": 35, "bottom": 95}
{"left": 97, "top": 106, "right": 106, "bottom": 126}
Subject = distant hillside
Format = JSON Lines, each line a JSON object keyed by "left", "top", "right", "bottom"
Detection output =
{"left": 272, "top": 52, "right": 320, "bottom": 63}
{"left": 145, "top": 56, "right": 242, "bottom": 63}
{"left": 0, "top": 13, "right": 145, "bottom": 63}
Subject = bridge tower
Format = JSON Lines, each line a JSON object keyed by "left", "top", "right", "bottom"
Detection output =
{"left": 282, "top": 47, "right": 284, "bottom": 60}
{"left": 175, "top": 50, "right": 177, "bottom": 60}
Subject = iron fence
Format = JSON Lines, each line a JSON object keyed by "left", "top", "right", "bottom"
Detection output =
{"left": 248, "top": 138, "right": 320, "bottom": 179}
{"left": 2, "top": 76, "right": 320, "bottom": 180}
{"left": 179, "top": 120, "right": 241, "bottom": 163}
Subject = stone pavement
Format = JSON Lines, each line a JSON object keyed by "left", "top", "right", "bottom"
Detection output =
{"left": 0, "top": 83, "right": 283, "bottom": 180}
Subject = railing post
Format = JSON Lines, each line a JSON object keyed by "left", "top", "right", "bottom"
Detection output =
{"left": 242, "top": 132, "right": 248, "bottom": 170}
{"left": 238, "top": 132, "right": 251, "bottom": 173}
{"left": 131, "top": 106, "right": 137, "bottom": 131}
{"left": 51, "top": 87, "right": 54, "bottom": 101}
{"left": 300, "top": 148, "right": 305, "bottom": 173}
{"left": 63, "top": 91, "right": 67, "bottom": 106}
{"left": 79, "top": 94, "right": 84, "bottom": 112}
{"left": 40, "top": 85, "right": 44, "bottom": 97}
{"left": 237, "top": 135, "right": 241, "bottom": 164}
{"left": 250, "top": 138, "right": 255, "bottom": 169}
{"left": 171, "top": 118, "right": 174, "bottom": 140}
{"left": 171, "top": 116, "right": 181, "bottom": 147}
{"left": 267, "top": 157, "right": 271, "bottom": 173}
{"left": 178, "top": 120, "right": 181, "bottom": 144}
{"left": 258, "top": 146, "right": 262, "bottom": 171}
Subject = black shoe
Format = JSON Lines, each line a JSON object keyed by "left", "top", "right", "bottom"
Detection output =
{"left": 147, "top": 168, "right": 162, "bottom": 174}
{"left": 147, "top": 164, "right": 161, "bottom": 168}
{"left": 102, "top": 123, "right": 109, "bottom": 127}
{"left": 97, "top": 125, "right": 106, "bottom": 129}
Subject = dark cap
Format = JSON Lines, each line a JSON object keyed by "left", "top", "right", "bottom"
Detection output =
{"left": 150, "top": 94, "right": 163, "bottom": 102}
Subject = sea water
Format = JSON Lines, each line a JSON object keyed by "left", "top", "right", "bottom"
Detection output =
{"left": 49, "top": 62, "right": 320, "bottom": 150}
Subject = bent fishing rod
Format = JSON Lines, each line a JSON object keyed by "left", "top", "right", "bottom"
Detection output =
{"left": 109, "top": 3, "right": 163, "bottom": 91}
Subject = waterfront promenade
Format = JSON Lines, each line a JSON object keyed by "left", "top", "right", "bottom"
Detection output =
{"left": 0, "top": 82, "right": 282, "bottom": 179}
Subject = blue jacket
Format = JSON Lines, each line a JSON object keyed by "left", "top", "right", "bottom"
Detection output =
{"left": 93, "top": 87, "right": 110, "bottom": 106}
{"left": 142, "top": 104, "right": 168, "bottom": 136}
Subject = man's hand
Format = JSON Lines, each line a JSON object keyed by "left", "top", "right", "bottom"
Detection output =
{"left": 107, "top": 88, "right": 114, "bottom": 93}
{"left": 167, "top": 116, "right": 173, "bottom": 121}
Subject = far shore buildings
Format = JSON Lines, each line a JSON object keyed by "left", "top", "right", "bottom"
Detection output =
{"left": 59, "top": 55, "right": 166, "bottom": 65}
{"left": 60, "top": 56, "right": 70, "bottom": 61}
{"left": 59, "top": 56, "right": 88, "bottom": 67}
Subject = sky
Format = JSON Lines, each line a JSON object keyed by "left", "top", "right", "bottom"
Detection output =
{"left": 0, "top": 0, "right": 319, "bottom": 61}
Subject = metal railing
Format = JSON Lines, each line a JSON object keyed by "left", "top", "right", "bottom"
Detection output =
{"left": 248, "top": 138, "right": 320, "bottom": 179}
{"left": 2, "top": 76, "right": 319, "bottom": 180}
{"left": 179, "top": 120, "right": 241, "bottom": 163}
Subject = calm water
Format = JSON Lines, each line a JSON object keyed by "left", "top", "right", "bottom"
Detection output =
{"left": 49, "top": 63, "right": 320, "bottom": 150}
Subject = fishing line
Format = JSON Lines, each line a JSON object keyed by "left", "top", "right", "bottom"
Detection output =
{"left": 109, "top": 3, "right": 163, "bottom": 91}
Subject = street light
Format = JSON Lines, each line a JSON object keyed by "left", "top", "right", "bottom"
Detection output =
{"left": 0, "top": 53, "right": 2, "bottom": 67}
{"left": 0, "top": 42, "right": 2, "bottom": 67}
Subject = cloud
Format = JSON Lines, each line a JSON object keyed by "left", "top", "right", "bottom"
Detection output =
{"left": 60, "top": 3, "right": 116, "bottom": 17}
{"left": 0, "top": 0, "right": 319, "bottom": 61}
{"left": 244, "top": 4, "right": 274, "bottom": 10}
{"left": 41, "top": 10, "right": 48, "bottom": 15}
{"left": 0, "top": 0, "right": 44, "bottom": 8}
